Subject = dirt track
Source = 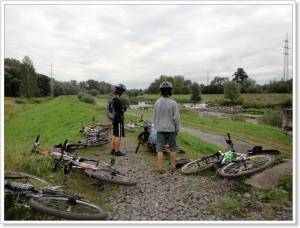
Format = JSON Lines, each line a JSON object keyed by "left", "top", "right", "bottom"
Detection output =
{"left": 105, "top": 138, "right": 292, "bottom": 221}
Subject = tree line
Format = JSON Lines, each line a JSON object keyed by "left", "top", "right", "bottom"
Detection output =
{"left": 146, "top": 68, "right": 293, "bottom": 95}
{"left": 4, "top": 57, "right": 114, "bottom": 98}
{"left": 5, "top": 57, "right": 293, "bottom": 100}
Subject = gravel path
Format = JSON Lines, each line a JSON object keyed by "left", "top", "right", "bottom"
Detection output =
{"left": 181, "top": 127, "right": 253, "bottom": 153}
{"left": 107, "top": 138, "right": 235, "bottom": 221}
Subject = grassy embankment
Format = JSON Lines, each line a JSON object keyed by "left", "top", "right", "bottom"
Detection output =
{"left": 4, "top": 96, "right": 116, "bottom": 219}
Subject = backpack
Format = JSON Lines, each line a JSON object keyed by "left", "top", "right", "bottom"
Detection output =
{"left": 107, "top": 96, "right": 115, "bottom": 121}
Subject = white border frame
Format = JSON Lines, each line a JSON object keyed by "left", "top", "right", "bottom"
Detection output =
{"left": 0, "top": 0, "right": 296, "bottom": 225}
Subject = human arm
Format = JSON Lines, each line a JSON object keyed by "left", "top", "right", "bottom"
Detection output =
{"left": 173, "top": 103, "right": 180, "bottom": 133}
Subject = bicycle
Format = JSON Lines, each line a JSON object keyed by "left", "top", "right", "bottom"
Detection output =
{"left": 4, "top": 171, "right": 108, "bottom": 220}
{"left": 181, "top": 133, "right": 277, "bottom": 177}
{"left": 32, "top": 137, "right": 137, "bottom": 186}
{"left": 61, "top": 149, "right": 138, "bottom": 186}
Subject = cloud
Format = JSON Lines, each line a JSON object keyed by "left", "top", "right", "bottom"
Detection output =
{"left": 4, "top": 4, "right": 293, "bottom": 88}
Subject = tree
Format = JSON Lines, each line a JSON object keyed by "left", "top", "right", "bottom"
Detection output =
{"left": 4, "top": 58, "right": 23, "bottom": 96}
{"left": 20, "top": 56, "right": 39, "bottom": 98}
{"left": 36, "top": 74, "right": 51, "bottom": 96}
{"left": 190, "top": 82, "right": 201, "bottom": 102}
{"left": 224, "top": 81, "right": 241, "bottom": 103}
{"left": 232, "top": 68, "right": 248, "bottom": 83}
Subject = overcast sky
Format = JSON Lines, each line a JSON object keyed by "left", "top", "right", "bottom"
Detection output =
{"left": 4, "top": 3, "right": 293, "bottom": 89}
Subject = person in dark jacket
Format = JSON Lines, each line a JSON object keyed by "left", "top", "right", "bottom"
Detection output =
{"left": 110, "top": 84, "right": 127, "bottom": 156}
{"left": 153, "top": 81, "right": 180, "bottom": 173}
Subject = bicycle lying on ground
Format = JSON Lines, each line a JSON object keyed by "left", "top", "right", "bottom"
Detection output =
{"left": 181, "top": 133, "right": 278, "bottom": 177}
{"left": 5, "top": 171, "right": 108, "bottom": 220}
{"left": 32, "top": 136, "right": 137, "bottom": 186}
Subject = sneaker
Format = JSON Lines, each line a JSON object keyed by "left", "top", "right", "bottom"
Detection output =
{"left": 114, "top": 151, "right": 125, "bottom": 156}
{"left": 110, "top": 149, "right": 115, "bottom": 155}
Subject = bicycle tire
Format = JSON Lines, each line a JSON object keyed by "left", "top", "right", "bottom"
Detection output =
{"left": 181, "top": 155, "right": 219, "bottom": 175}
{"left": 85, "top": 169, "right": 137, "bottom": 186}
{"left": 28, "top": 196, "right": 107, "bottom": 220}
{"left": 218, "top": 154, "right": 275, "bottom": 178}
{"left": 5, "top": 172, "right": 52, "bottom": 189}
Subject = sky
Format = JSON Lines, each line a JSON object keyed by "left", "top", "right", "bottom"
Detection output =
{"left": 4, "top": 3, "right": 293, "bottom": 89}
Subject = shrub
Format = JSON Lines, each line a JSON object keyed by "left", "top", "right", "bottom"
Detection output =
{"left": 224, "top": 81, "right": 240, "bottom": 103}
{"left": 281, "top": 97, "right": 293, "bottom": 108}
{"left": 77, "top": 92, "right": 95, "bottom": 104}
{"left": 259, "top": 110, "right": 282, "bottom": 128}
{"left": 88, "top": 89, "right": 99, "bottom": 96}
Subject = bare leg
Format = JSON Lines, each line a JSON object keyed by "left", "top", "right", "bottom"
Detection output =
{"left": 170, "top": 152, "right": 176, "bottom": 172}
{"left": 115, "top": 136, "right": 121, "bottom": 152}
{"left": 157, "top": 152, "right": 164, "bottom": 173}
{"left": 111, "top": 135, "right": 116, "bottom": 150}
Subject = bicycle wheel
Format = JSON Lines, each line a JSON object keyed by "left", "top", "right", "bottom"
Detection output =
{"left": 85, "top": 169, "right": 137, "bottom": 186}
{"left": 181, "top": 155, "right": 219, "bottom": 175}
{"left": 218, "top": 154, "right": 275, "bottom": 178}
{"left": 28, "top": 196, "right": 107, "bottom": 220}
{"left": 5, "top": 172, "right": 51, "bottom": 190}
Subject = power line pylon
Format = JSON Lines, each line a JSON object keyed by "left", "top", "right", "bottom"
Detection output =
{"left": 283, "top": 34, "right": 289, "bottom": 81}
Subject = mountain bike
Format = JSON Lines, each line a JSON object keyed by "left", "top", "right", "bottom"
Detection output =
{"left": 62, "top": 150, "right": 138, "bottom": 186}
{"left": 181, "top": 133, "right": 277, "bottom": 177}
{"left": 4, "top": 172, "right": 108, "bottom": 220}
{"left": 32, "top": 137, "right": 137, "bottom": 186}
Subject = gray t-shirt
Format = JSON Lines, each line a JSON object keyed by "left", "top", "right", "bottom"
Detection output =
{"left": 153, "top": 97, "right": 180, "bottom": 133}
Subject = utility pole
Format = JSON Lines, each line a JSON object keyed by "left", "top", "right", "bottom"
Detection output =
{"left": 50, "top": 64, "right": 54, "bottom": 97}
{"left": 283, "top": 33, "right": 289, "bottom": 81}
{"left": 206, "top": 72, "right": 209, "bottom": 86}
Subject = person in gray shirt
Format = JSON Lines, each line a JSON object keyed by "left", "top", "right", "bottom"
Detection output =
{"left": 153, "top": 81, "right": 180, "bottom": 173}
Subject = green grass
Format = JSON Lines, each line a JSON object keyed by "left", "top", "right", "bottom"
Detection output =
{"left": 124, "top": 93, "right": 292, "bottom": 105}
{"left": 4, "top": 96, "right": 116, "bottom": 219}
{"left": 124, "top": 101, "right": 292, "bottom": 157}
{"left": 180, "top": 110, "right": 292, "bottom": 157}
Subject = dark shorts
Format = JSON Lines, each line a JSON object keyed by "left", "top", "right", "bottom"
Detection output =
{"left": 113, "top": 121, "right": 125, "bottom": 137}
{"left": 156, "top": 132, "right": 177, "bottom": 152}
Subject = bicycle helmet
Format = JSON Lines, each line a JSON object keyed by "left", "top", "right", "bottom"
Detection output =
{"left": 159, "top": 81, "right": 172, "bottom": 89}
{"left": 115, "top": 83, "right": 126, "bottom": 92}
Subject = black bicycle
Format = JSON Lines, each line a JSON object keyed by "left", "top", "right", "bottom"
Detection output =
{"left": 5, "top": 172, "right": 108, "bottom": 220}
{"left": 181, "top": 133, "right": 277, "bottom": 177}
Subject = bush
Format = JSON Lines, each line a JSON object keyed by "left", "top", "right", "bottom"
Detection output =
{"left": 88, "top": 89, "right": 99, "bottom": 96}
{"left": 260, "top": 110, "right": 282, "bottom": 128}
{"left": 281, "top": 97, "right": 292, "bottom": 108}
{"left": 224, "top": 81, "right": 240, "bottom": 103}
{"left": 77, "top": 92, "right": 95, "bottom": 104}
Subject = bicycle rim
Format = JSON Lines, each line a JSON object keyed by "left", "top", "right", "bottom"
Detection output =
{"left": 181, "top": 157, "right": 216, "bottom": 175}
{"left": 218, "top": 154, "right": 275, "bottom": 177}
{"left": 28, "top": 196, "right": 107, "bottom": 220}
{"left": 85, "top": 169, "right": 137, "bottom": 186}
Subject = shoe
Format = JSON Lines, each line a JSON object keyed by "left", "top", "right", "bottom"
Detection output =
{"left": 114, "top": 151, "right": 125, "bottom": 156}
{"left": 110, "top": 149, "right": 115, "bottom": 155}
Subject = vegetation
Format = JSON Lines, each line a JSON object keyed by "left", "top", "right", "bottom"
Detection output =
{"left": 224, "top": 81, "right": 241, "bottom": 103}
{"left": 77, "top": 92, "right": 96, "bottom": 104}
{"left": 180, "top": 110, "right": 292, "bottom": 156}
{"left": 259, "top": 110, "right": 283, "bottom": 128}
{"left": 146, "top": 75, "right": 194, "bottom": 94}
{"left": 190, "top": 82, "right": 201, "bottom": 102}
{"left": 4, "top": 96, "right": 115, "bottom": 216}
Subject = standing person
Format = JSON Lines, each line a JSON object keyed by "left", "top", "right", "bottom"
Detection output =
{"left": 108, "top": 84, "right": 127, "bottom": 156}
{"left": 153, "top": 81, "right": 180, "bottom": 173}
